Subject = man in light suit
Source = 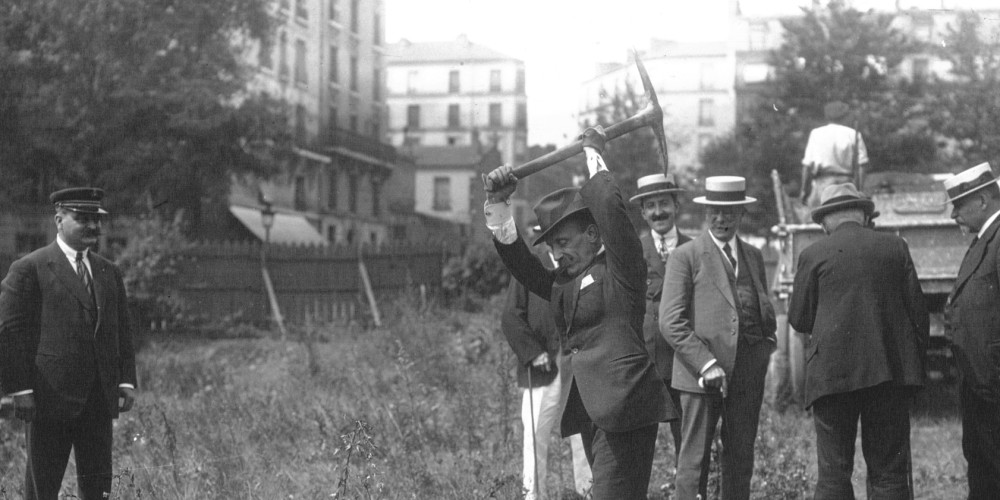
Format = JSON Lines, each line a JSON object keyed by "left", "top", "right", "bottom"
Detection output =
{"left": 788, "top": 182, "right": 928, "bottom": 499}
{"left": 501, "top": 223, "right": 592, "bottom": 500}
{"left": 660, "top": 176, "right": 777, "bottom": 500}
{"left": 0, "top": 187, "right": 137, "bottom": 500}
{"left": 484, "top": 126, "right": 676, "bottom": 499}
{"left": 942, "top": 163, "right": 1000, "bottom": 499}
{"left": 630, "top": 173, "right": 690, "bottom": 471}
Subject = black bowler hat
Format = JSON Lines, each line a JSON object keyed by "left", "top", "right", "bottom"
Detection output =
{"left": 50, "top": 187, "right": 109, "bottom": 215}
{"left": 531, "top": 187, "right": 591, "bottom": 246}
{"left": 810, "top": 182, "right": 875, "bottom": 224}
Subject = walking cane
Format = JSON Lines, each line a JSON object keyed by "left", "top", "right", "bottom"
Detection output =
{"left": 527, "top": 366, "right": 540, "bottom": 499}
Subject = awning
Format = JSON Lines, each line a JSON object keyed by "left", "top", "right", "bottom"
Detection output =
{"left": 229, "top": 205, "right": 327, "bottom": 246}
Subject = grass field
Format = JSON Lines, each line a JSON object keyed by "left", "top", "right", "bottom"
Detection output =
{"left": 0, "top": 294, "right": 968, "bottom": 499}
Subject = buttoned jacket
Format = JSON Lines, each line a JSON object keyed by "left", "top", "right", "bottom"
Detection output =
{"left": 500, "top": 250, "right": 560, "bottom": 389}
{"left": 659, "top": 232, "right": 777, "bottom": 393}
{"left": 495, "top": 172, "right": 674, "bottom": 435}
{"left": 640, "top": 229, "right": 692, "bottom": 381}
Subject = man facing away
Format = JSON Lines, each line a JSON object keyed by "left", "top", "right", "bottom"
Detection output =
{"left": 0, "top": 187, "right": 137, "bottom": 500}
{"left": 800, "top": 101, "right": 869, "bottom": 208}
{"left": 500, "top": 222, "right": 592, "bottom": 499}
{"left": 788, "top": 182, "right": 928, "bottom": 499}
{"left": 659, "top": 176, "right": 777, "bottom": 500}
{"left": 941, "top": 162, "right": 1000, "bottom": 499}
{"left": 629, "top": 173, "right": 690, "bottom": 476}
{"left": 484, "top": 126, "right": 676, "bottom": 499}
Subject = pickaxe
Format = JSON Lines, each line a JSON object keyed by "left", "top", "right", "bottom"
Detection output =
{"left": 511, "top": 49, "right": 669, "bottom": 179}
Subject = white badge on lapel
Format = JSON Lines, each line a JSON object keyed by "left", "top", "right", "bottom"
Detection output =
{"left": 580, "top": 274, "right": 595, "bottom": 290}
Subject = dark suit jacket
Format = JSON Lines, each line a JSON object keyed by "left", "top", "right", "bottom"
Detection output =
{"left": 660, "top": 232, "right": 777, "bottom": 393}
{"left": 501, "top": 251, "right": 559, "bottom": 389}
{"left": 640, "top": 229, "right": 692, "bottom": 381}
{"left": 0, "top": 241, "right": 137, "bottom": 420}
{"left": 947, "top": 214, "right": 1000, "bottom": 402}
{"left": 788, "top": 222, "right": 928, "bottom": 407}
{"left": 495, "top": 171, "right": 674, "bottom": 435}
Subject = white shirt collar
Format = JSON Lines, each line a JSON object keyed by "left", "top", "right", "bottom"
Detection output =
{"left": 708, "top": 232, "right": 739, "bottom": 266}
{"left": 978, "top": 208, "right": 1000, "bottom": 239}
{"left": 652, "top": 226, "right": 678, "bottom": 253}
{"left": 56, "top": 235, "right": 90, "bottom": 269}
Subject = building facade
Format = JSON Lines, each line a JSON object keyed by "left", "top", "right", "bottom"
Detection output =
{"left": 385, "top": 36, "right": 529, "bottom": 167}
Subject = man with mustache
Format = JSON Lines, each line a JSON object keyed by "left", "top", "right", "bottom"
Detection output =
{"left": 660, "top": 176, "right": 777, "bottom": 500}
{"left": 483, "top": 126, "right": 675, "bottom": 499}
{"left": 630, "top": 173, "right": 690, "bottom": 478}
{"left": 0, "top": 187, "right": 137, "bottom": 500}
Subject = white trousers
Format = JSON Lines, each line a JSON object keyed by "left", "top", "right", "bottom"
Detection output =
{"left": 521, "top": 365, "right": 593, "bottom": 499}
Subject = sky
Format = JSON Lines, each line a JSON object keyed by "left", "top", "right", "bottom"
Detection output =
{"left": 385, "top": 0, "right": 1000, "bottom": 146}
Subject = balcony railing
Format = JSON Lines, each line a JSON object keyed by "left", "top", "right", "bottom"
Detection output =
{"left": 323, "top": 127, "right": 397, "bottom": 164}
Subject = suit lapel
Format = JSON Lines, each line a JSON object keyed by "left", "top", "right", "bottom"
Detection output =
{"left": 952, "top": 218, "right": 1000, "bottom": 301}
{"left": 44, "top": 243, "right": 96, "bottom": 313}
{"left": 700, "top": 234, "right": 735, "bottom": 308}
{"left": 90, "top": 256, "right": 108, "bottom": 329}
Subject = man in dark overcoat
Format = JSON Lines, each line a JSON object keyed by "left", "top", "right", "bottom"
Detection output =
{"left": 0, "top": 187, "right": 137, "bottom": 500}
{"left": 942, "top": 162, "right": 1000, "bottom": 499}
{"left": 660, "top": 176, "right": 777, "bottom": 500}
{"left": 630, "top": 173, "right": 690, "bottom": 469}
{"left": 483, "top": 126, "right": 675, "bottom": 499}
{"left": 788, "top": 182, "right": 928, "bottom": 499}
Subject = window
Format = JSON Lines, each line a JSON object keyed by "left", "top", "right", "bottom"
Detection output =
{"left": 490, "top": 69, "right": 501, "bottom": 92}
{"left": 448, "top": 104, "right": 460, "bottom": 128}
{"left": 259, "top": 41, "right": 273, "bottom": 70}
{"left": 700, "top": 63, "right": 715, "bottom": 90}
{"left": 372, "top": 179, "right": 382, "bottom": 216}
{"left": 373, "top": 13, "right": 381, "bottom": 45}
{"left": 449, "top": 70, "right": 460, "bottom": 93}
{"left": 447, "top": 136, "right": 458, "bottom": 145}
{"left": 373, "top": 68, "right": 381, "bottom": 100}
{"left": 350, "top": 0, "right": 359, "bottom": 32}
{"left": 349, "top": 113, "right": 358, "bottom": 132}
{"left": 407, "top": 70, "right": 418, "bottom": 94}
{"left": 516, "top": 103, "right": 527, "bottom": 128}
{"left": 748, "top": 22, "right": 768, "bottom": 51}
{"left": 433, "top": 177, "right": 452, "bottom": 211}
{"left": 329, "top": 0, "right": 339, "bottom": 21}
{"left": 515, "top": 68, "right": 525, "bottom": 92}
{"left": 913, "top": 17, "right": 934, "bottom": 43}
{"left": 698, "top": 99, "right": 715, "bottom": 127}
{"left": 295, "top": 0, "right": 308, "bottom": 19}
{"left": 294, "top": 176, "right": 307, "bottom": 211}
{"left": 406, "top": 105, "right": 420, "bottom": 128}
{"left": 328, "top": 45, "right": 339, "bottom": 83}
{"left": 327, "top": 170, "right": 339, "bottom": 210}
{"left": 327, "top": 225, "right": 338, "bottom": 244}
{"left": 295, "top": 39, "right": 308, "bottom": 85}
{"left": 350, "top": 56, "right": 358, "bottom": 91}
{"left": 489, "top": 103, "right": 502, "bottom": 127}
{"left": 278, "top": 32, "right": 289, "bottom": 80}
{"left": 348, "top": 174, "right": 359, "bottom": 213}
{"left": 295, "top": 104, "right": 307, "bottom": 143}
{"left": 329, "top": 105, "right": 338, "bottom": 131}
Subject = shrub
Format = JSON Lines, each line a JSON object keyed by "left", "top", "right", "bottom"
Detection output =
{"left": 441, "top": 240, "right": 510, "bottom": 308}
{"left": 115, "top": 212, "right": 193, "bottom": 330}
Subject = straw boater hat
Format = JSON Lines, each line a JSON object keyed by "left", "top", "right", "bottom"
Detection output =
{"left": 629, "top": 173, "right": 685, "bottom": 203}
{"left": 810, "top": 182, "right": 875, "bottom": 224}
{"left": 693, "top": 176, "right": 757, "bottom": 205}
{"left": 49, "top": 187, "right": 109, "bottom": 215}
{"left": 531, "top": 187, "right": 590, "bottom": 246}
{"left": 942, "top": 162, "right": 1000, "bottom": 204}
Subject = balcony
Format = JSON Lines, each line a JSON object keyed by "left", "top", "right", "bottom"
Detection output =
{"left": 323, "top": 127, "right": 397, "bottom": 165}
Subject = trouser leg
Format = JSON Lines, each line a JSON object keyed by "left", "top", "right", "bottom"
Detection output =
{"left": 675, "top": 391, "right": 721, "bottom": 500}
{"left": 73, "top": 382, "right": 113, "bottom": 500}
{"left": 960, "top": 382, "right": 1000, "bottom": 500}
{"left": 719, "top": 338, "right": 769, "bottom": 500}
{"left": 569, "top": 433, "right": 593, "bottom": 496}
{"left": 859, "top": 384, "right": 913, "bottom": 500}
{"left": 812, "top": 392, "right": 859, "bottom": 500}
{"left": 586, "top": 423, "right": 657, "bottom": 500}
{"left": 522, "top": 377, "right": 563, "bottom": 500}
{"left": 24, "top": 418, "right": 74, "bottom": 500}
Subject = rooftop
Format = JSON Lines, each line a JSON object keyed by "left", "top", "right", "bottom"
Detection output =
{"left": 387, "top": 35, "right": 520, "bottom": 65}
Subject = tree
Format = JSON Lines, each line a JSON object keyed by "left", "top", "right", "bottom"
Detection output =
{"left": 702, "top": 1, "right": 936, "bottom": 230}
{"left": 926, "top": 11, "right": 1000, "bottom": 169}
{"left": 0, "top": 0, "right": 289, "bottom": 229}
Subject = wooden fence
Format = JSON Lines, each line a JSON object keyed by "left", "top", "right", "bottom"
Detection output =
{"left": 175, "top": 240, "right": 448, "bottom": 325}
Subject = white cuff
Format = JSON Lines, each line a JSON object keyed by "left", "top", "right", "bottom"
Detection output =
{"left": 119, "top": 384, "right": 135, "bottom": 390}
{"left": 700, "top": 359, "right": 717, "bottom": 375}
{"left": 584, "top": 147, "right": 608, "bottom": 178}
{"left": 8, "top": 389, "right": 32, "bottom": 396}
{"left": 484, "top": 201, "right": 517, "bottom": 244}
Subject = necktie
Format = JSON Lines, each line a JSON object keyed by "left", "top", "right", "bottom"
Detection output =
{"left": 659, "top": 235, "right": 670, "bottom": 261}
{"left": 723, "top": 242, "right": 737, "bottom": 272}
{"left": 76, "top": 251, "right": 95, "bottom": 305}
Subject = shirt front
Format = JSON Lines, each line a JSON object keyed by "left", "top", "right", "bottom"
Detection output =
{"left": 652, "top": 226, "right": 678, "bottom": 256}
{"left": 709, "top": 231, "right": 739, "bottom": 276}
{"left": 56, "top": 235, "right": 92, "bottom": 277}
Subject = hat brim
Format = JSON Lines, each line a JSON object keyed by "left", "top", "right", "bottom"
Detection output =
{"left": 811, "top": 199, "right": 874, "bottom": 223}
{"left": 629, "top": 188, "right": 686, "bottom": 203}
{"left": 943, "top": 178, "right": 1000, "bottom": 205}
{"left": 692, "top": 196, "right": 757, "bottom": 206}
{"left": 61, "top": 206, "right": 110, "bottom": 215}
{"left": 532, "top": 206, "right": 591, "bottom": 246}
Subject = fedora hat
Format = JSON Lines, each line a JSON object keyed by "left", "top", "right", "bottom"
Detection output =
{"left": 531, "top": 187, "right": 591, "bottom": 246}
{"left": 824, "top": 101, "right": 850, "bottom": 121}
{"left": 693, "top": 176, "right": 756, "bottom": 205}
{"left": 810, "top": 182, "right": 874, "bottom": 223}
{"left": 629, "top": 173, "right": 685, "bottom": 203}
{"left": 49, "top": 187, "right": 109, "bottom": 215}
{"left": 942, "top": 162, "right": 999, "bottom": 204}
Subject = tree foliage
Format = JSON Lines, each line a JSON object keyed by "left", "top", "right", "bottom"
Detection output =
{"left": 0, "top": 0, "right": 289, "bottom": 227}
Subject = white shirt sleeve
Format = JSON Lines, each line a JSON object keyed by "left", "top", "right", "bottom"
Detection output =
{"left": 484, "top": 199, "right": 517, "bottom": 244}
{"left": 584, "top": 147, "right": 608, "bottom": 177}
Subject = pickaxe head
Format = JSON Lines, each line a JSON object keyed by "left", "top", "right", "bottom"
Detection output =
{"left": 633, "top": 49, "right": 669, "bottom": 176}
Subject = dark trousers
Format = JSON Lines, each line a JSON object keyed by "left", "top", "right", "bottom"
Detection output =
{"left": 812, "top": 383, "right": 914, "bottom": 500}
{"left": 960, "top": 382, "right": 1000, "bottom": 500}
{"left": 665, "top": 385, "right": 683, "bottom": 462}
{"left": 24, "top": 383, "right": 113, "bottom": 500}
{"left": 579, "top": 422, "right": 658, "bottom": 500}
{"left": 675, "top": 338, "right": 770, "bottom": 500}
